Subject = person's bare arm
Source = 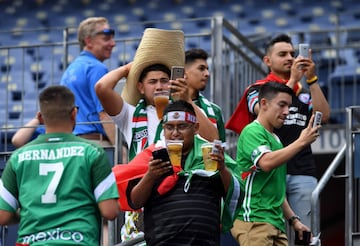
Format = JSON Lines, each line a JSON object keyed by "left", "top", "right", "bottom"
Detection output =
{"left": 130, "top": 158, "right": 171, "bottom": 209}
{"left": 282, "top": 198, "right": 311, "bottom": 240}
{"left": 212, "top": 143, "right": 232, "bottom": 192}
{"left": 288, "top": 56, "right": 306, "bottom": 88}
{"left": 258, "top": 114, "right": 319, "bottom": 172}
{"left": 301, "top": 49, "right": 330, "bottom": 123}
{"left": 98, "top": 199, "right": 119, "bottom": 220}
{"left": 95, "top": 63, "right": 131, "bottom": 116}
{"left": 0, "top": 210, "right": 19, "bottom": 225}
{"left": 170, "top": 78, "right": 219, "bottom": 141}
{"left": 12, "top": 115, "right": 40, "bottom": 148}
{"left": 308, "top": 82, "right": 330, "bottom": 123}
{"left": 191, "top": 102, "right": 219, "bottom": 141}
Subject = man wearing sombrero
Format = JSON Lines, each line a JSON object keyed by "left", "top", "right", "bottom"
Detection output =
{"left": 95, "top": 28, "right": 219, "bottom": 242}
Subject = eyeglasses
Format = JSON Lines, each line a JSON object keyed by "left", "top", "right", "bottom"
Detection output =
{"left": 163, "top": 123, "right": 193, "bottom": 133}
{"left": 95, "top": 28, "right": 115, "bottom": 36}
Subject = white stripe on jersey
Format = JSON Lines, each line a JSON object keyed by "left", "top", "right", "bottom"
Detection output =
{"left": 0, "top": 180, "right": 18, "bottom": 210}
{"left": 94, "top": 172, "right": 116, "bottom": 201}
{"left": 242, "top": 171, "right": 256, "bottom": 221}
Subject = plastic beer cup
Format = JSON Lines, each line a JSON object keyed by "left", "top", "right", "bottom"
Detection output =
{"left": 154, "top": 90, "right": 170, "bottom": 120}
{"left": 166, "top": 140, "right": 183, "bottom": 167}
{"left": 201, "top": 142, "right": 218, "bottom": 171}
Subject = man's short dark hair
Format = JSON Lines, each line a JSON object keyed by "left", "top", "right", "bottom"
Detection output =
{"left": 259, "top": 82, "right": 294, "bottom": 101}
{"left": 139, "top": 63, "right": 171, "bottom": 82}
{"left": 163, "top": 100, "right": 196, "bottom": 116}
{"left": 39, "top": 85, "right": 75, "bottom": 122}
{"left": 185, "top": 48, "right": 208, "bottom": 64}
{"left": 264, "top": 34, "right": 293, "bottom": 54}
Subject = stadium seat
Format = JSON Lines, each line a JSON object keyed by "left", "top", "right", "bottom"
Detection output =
{"left": 329, "top": 64, "right": 360, "bottom": 122}
{"left": 11, "top": 90, "right": 22, "bottom": 101}
{"left": 0, "top": 130, "right": 16, "bottom": 152}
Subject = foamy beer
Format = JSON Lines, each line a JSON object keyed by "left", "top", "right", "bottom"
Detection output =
{"left": 154, "top": 90, "right": 170, "bottom": 120}
{"left": 166, "top": 140, "right": 183, "bottom": 167}
{"left": 201, "top": 142, "right": 218, "bottom": 171}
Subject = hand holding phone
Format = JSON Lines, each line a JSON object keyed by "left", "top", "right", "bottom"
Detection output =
{"left": 152, "top": 148, "right": 173, "bottom": 176}
{"left": 295, "top": 231, "right": 311, "bottom": 245}
{"left": 312, "top": 111, "right": 322, "bottom": 128}
{"left": 298, "top": 43, "right": 309, "bottom": 70}
{"left": 299, "top": 43, "right": 309, "bottom": 58}
{"left": 152, "top": 148, "right": 170, "bottom": 162}
{"left": 170, "top": 66, "right": 185, "bottom": 96}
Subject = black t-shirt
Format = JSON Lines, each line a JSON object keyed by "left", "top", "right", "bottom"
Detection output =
{"left": 128, "top": 173, "right": 224, "bottom": 246}
{"left": 247, "top": 85, "right": 317, "bottom": 177}
{"left": 274, "top": 91, "right": 316, "bottom": 177}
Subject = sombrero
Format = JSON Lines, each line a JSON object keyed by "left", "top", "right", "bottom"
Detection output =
{"left": 121, "top": 28, "right": 185, "bottom": 106}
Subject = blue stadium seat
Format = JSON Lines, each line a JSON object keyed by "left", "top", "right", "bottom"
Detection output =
{"left": 0, "top": 130, "right": 16, "bottom": 152}
{"left": 346, "top": 30, "right": 360, "bottom": 44}
{"left": 329, "top": 64, "right": 360, "bottom": 122}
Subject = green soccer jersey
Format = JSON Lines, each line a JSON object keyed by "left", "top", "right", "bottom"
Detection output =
{"left": 236, "top": 121, "right": 287, "bottom": 232}
{"left": 0, "top": 133, "right": 119, "bottom": 245}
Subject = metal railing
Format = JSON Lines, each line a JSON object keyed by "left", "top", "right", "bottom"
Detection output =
{"left": 311, "top": 144, "right": 346, "bottom": 245}
{"left": 311, "top": 106, "right": 360, "bottom": 246}
{"left": 344, "top": 106, "right": 360, "bottom": 246}
{"left": 1, "top": 16, "right": 360, "bottom": 245}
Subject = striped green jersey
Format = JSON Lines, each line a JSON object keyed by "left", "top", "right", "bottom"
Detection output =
{"left": 0, "top": 133, "right": 119, "bottom": 245}
{"left": 236, "top": 121, "right": 287, "bottom": 232}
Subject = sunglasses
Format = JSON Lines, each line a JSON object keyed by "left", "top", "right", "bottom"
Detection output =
{"left": 95, "top": 28, "right": 115, "bottom": 36}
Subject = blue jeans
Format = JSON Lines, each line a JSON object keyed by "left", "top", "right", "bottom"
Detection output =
{"left": 286, "top": 175, "right": 317, "bottom": 228}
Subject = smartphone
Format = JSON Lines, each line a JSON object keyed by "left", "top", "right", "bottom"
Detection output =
{"left": 295, "top": 231, "right": 311, "bottom": 245}
{"left": 171, "top": 66, "right": 185, "bottom": 80}
{"left": 152, "top": 148, "right": 170, "bottom": 162}
{"left": 170, "top": 66, "right": 185, "bottom": 95}
{"left": 312, "top": 111, "right": 323, "bottom": 128}
{"left": 152, "top": 148, "right": 173, "bottom": 176}
{"left": 299, "top": 43, "right": 309, "bottom": 58}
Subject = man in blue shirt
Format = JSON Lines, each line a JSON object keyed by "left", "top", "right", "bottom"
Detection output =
{"left": 60, "top": 17, "right": 116, "bottom": 145}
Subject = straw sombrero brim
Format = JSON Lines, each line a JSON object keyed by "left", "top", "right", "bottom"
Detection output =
{"left": 121, "top": 28, "right": 185, "bottom": 106}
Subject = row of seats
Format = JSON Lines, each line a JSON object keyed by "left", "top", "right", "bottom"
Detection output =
{"left": 1, "top": 42, "right": 360, "bottom": 125}
{"left": 0, "top": 0, "right": 360, "bottom": 128}
{"left": 1, "top": 0, "right": 360, "bottom": 46}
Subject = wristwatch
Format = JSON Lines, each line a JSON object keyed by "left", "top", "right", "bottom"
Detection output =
{"left": 288, "top": 215, "right": 301, "bottom": 226}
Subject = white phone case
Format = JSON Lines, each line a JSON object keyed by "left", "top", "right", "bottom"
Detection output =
{"left": 299, "top": 43, "right": 309, "bottom": 58}
{"left": 312, "top": 111, "right": 323, "bottom": 128}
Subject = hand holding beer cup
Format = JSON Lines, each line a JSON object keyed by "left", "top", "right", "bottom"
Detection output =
{"left": 154, "top": 90, "right": 170, "bottom": 120}
{"left": 166, "top": 140, "right": 183, "bottom": 167}
{"left": 201, "top": 142, "right": 219, "bottom": 171}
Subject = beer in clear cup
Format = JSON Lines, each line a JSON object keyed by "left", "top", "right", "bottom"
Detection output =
{"left": 166, "top": 140, "right": 183, "bottom": 167}
{"left": 154, "top": 90, "right": 170, "bottom": 120}
{"left": 201, "top": 142, "right": 218, "bottom": 171}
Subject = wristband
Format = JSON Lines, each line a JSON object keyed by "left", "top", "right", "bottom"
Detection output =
{"left": 288, "top": 215, "right": 301, "bottom": 226}
{"left": 306, "top": 76, "right": 318, "bottom": 86}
